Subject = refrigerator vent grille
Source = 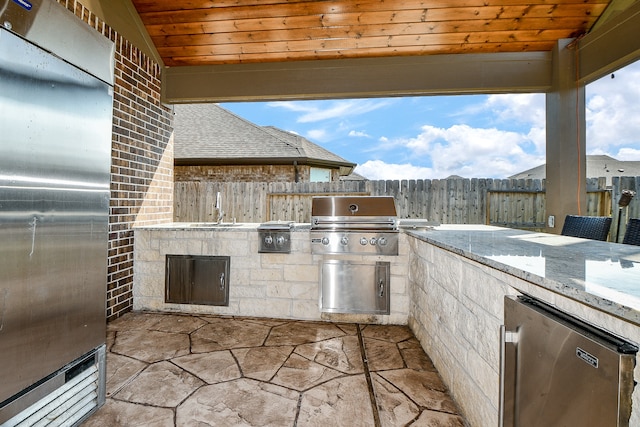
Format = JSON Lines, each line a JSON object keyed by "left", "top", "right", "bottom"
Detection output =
{"left": 3, "top": 366, "right": 99, "bottom": 427}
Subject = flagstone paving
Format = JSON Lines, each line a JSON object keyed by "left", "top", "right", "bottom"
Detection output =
{"left": 84, "top": 312, "right": 466, "bottom": 426}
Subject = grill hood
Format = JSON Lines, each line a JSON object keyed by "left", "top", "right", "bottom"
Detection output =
{"left": 311, "top": 196, "right": 398, "bottom": 231}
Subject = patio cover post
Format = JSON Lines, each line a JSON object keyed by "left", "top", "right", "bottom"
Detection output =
{"left": 545, "top": 38, "right": 587, "bottom": 234}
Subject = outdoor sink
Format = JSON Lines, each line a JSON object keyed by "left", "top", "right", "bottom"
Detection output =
{"left": 398, "top": 219, "right": 439, "bottom": 230}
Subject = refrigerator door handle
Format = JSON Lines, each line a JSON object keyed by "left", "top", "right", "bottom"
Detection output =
{"left": 499, "top": 325, "right": 506, "bottom": 427}
{"left": 499, "top": 325, "right": 519, "bottom": 427}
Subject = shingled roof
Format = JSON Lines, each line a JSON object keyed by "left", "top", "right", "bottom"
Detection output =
{"left": 509, "top": 155, "right": 640, "bottom": 185}
{"left": 173, "top": 103, "right": 355, "bottom": 175}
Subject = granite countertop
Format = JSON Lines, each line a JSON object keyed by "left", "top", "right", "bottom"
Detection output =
{"left": 135, "top": 222, "right": 640, "bottom": 324}
{"left": 135, "top": 222, "right": 311, "bottom": 231}
{"left": 405, "top": 224, "right": 640, "bottom": 325}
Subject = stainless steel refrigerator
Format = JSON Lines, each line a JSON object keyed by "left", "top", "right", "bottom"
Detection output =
{"left": 501, "top": 295, "right": 638, "bottom": 427}
{"left": 0, "top": 1, "right": 113, "bottom": 424}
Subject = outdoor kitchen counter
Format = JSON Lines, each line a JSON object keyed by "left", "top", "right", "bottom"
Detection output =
{"left": 137, "top": 222, "right": 310, "bottom": 231}
{"left": 405, "top": 224, "right": 640, "bottom": 326}
{"left": 132, "top": 222, "right": 409, "bottom": 323}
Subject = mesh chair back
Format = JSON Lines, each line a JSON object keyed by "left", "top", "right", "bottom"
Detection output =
{"left": 622, "top": 218, "right": 640, "bottom": 246}
{"left": 561, "top": 215, "right": 612, "bottom": 241}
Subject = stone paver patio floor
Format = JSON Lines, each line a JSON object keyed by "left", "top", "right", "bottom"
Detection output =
{"left": 83, "top": 312, "right": 466, "bottom": 426}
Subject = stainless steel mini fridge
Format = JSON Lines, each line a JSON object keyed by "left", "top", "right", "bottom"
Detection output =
{"left": 501, "top": 295, "right": 638, "bottom": 427}
{"left": 0, "top": 0, "right": 113, "bottom": 425}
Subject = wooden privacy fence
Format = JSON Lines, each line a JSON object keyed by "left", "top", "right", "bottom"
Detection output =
{"left": 174, "top": 177, "right": 638, "bottom": 231}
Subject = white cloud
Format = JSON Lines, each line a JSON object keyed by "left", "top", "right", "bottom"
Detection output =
{"left": 265, "top": 101, "right": 315, "bottom": 113}
{"left": 525, "top": 126, "right": 546, "bottom": 155}
{"left": 586, "top": 60, "right": 640, "bottom": 154}
{"left": 467, "top": 63, "right": 640, "bottom": 163}
{"left": 267, "top": 99, "right": 393, "bottom": 123}
{"left": 615, "top": 147, "right": 640, "bottom": 161}
{"left": 349, "top": 130, "right": 371, "bottom": 138}
{"left": 485, "top": 93, "right": 546, "bottom": 128}
{"left": 307, "top": 129, "right": 327, "bottom": 141}
{"left": 380, "top": 124, "right": 544, "bottom": 179}
{"left": 355, "top": 160, "right": 434, "bottom": 180}
{"left": 376, "top": 62, "right": 640, "bottom": 179}
{"left": 267, "top": 61, "right": 640, "bottom": 180}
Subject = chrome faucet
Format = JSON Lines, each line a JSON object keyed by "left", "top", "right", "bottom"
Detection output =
{"left": 215, "top": 191, "right": 224, "bottom": 223}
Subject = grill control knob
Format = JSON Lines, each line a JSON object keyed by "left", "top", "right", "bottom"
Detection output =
{"left": 276, "top": 236, "right": 286, "bottom": 246}
{"left": 264, "top": 236, "right": 273, "bottom": 245}
{"left": 360, "top": 237, "right": 368, "bottom": 245}
{"left": 378, "top": 237, "right": 388, "bottom": 246}
{"left": 340, "top": 236, "right": 349, "bottom": 246}
{"left": 321, "top": 237, "right": 330, "bottom": 245}
{"left": 370, "top": 237, "right": 378, "bottom": 245}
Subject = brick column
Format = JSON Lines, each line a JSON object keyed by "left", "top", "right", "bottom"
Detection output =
{"left": 57, "top": 0, "right": 175, "bottom": 320}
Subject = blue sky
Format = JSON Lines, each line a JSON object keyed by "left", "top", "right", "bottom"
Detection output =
{"left": 221, "top": 60, "right": 640, "bottom": 181}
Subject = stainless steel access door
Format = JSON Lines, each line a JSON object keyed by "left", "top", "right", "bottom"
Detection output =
{"left": 0, "top": 28, "right": 112, "bottom": 405}
{"left": 501, "top": 295, "right": 637, "bottom": 427}
{"left": 320, "top": 260, "right": 390, "bottom": 314}
{"left": 166, "top": 255, "right": 230, "bottom": 306}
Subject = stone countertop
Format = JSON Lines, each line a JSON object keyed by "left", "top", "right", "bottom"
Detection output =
{"left": 133, "top": 222, "right": 640, "bottom": 323}
{"left": 406, "top": 224, "right": 640, "bottom": 325}
{"left": 135, "top": 222, "right": 311, "bottom": 231}
{"left": 136, "top": 219, "right": 435, "bottom": 232}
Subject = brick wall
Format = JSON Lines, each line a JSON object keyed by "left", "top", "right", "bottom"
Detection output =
{"left": 57, "top": 1, "right": 175, "bottom": 320}
{"left": 175, "top": 164, "right": 344, "bottom": 182}
{"left": 175, "top": 165, "right": 305, "bottom": 182}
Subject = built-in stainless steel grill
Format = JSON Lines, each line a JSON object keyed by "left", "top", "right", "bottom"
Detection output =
{"left": 311, "top": 196, "right": 398, "bottom": 315}
{"left": 310, "top": 196, "right": 398, "bottom": 256}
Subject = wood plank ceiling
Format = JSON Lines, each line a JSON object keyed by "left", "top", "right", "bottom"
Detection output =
{"left": 130, "top": 0, "right": 611, "bottom": 67}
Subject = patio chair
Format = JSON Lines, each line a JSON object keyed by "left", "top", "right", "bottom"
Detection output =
{"left": 561, "top": 215, "right": 612, "bottom": 241}
{"left": 622, "top": 218, "right": 640, "bottom": 246}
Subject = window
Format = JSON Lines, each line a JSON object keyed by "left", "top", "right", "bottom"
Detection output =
{"left": 310, "top": 167, "right": 331, "bottom": 182}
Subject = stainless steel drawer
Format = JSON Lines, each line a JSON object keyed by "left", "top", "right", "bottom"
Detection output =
{"left": 320, "top": 260, "right": 390, "bottom": 315}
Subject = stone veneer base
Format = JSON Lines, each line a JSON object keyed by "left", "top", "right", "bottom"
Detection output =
{"left": 407, "top": 237, "right": 640, "bottom": 427}
{"left": 133, "top": 226, "right": 410, "bottom": 325}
